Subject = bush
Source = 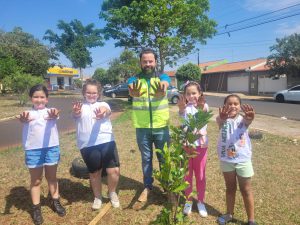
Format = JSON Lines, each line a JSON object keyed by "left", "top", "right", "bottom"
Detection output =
{"left": 2, "top": 72, "right": 45, "bottom": 105}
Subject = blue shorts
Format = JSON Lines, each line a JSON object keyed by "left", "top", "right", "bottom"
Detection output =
{"left": 25, "top": 146, "right": 60, "bottom": 168}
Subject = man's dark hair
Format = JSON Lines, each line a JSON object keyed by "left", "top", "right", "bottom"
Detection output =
{"left": 139, "top": 48, "right": 158, "bottom": 61}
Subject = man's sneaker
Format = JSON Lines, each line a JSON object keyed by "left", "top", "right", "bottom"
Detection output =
{"left": 51, "top": 198, "right": 66, "bottom": 217}
{"left": 92, "top": 197, "right": 102, "bottom": 210}
{"left": 218, "top": 214, "right": 233, "bottom": 225}
{"left": 197, "top": 202, "right": 208, "bottom": 217}
{"left": 138, "top": 188, "right": 150, "bottom": 202}
{"left": 248, "top": 221, "right": 258, "bottom": 225}
{"left": 183, "top": 202, "right": 193, "bottom": 215}
{"left": 109, "top": 192, "right": 120, "bottom": 208}
{"left": 32, "top": 203, "right": 44, "bottom": 225}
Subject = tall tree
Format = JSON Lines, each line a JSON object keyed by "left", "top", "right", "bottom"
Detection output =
{"left": 44, "top": 20, "right": 104, "bottom": 81}
{"left": 92, "top": 68, "right": 110, "bottom": 85}
{"left": 0, "top": 27, "right": 55, "bottom": 77}
{"left": 100, "top": 0, "right": 216, "bottom": 72}
{"left": 267, "top": 33, "right": 300, "bottom": 78}
{"left": 102, "top": 49, "right": 140, "bottom": 84}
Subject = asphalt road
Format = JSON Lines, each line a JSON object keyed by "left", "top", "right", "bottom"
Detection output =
{"left": 0, "top": 97, "right": 77, "bottom": 150}
{"left": 0, "top": 96, "right": 299, "bottom": 150}
{"left": 205, "top": 96, "right": 300, "bottom": 120}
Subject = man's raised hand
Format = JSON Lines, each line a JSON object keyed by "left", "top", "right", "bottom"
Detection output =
{"left": 128, "top": 80, "right": 146, "bottom": 97}
{"left": 150, "top": 81, "right": 166, "bottom": 98}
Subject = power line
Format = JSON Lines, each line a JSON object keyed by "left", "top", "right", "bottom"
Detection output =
{"left": 217, "top": 2, "right": 300, "bottom": 29}
{"left": 216, "top": 12, "right": 300, "bottom": 36}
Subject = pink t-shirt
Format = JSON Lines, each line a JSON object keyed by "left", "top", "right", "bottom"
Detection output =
{"left": 181, "top": 103, "right": 209, "bottom": 147}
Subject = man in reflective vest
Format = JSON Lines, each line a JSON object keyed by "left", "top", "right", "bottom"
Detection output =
{"left": 128, "top": 48, "right": 170, "bottom": 202}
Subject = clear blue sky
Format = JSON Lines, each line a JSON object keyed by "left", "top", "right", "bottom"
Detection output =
{"left": 1, "top": 0, "right": 300, "bottom": 76}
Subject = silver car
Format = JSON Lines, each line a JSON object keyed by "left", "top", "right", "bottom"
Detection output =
{"left": 167, "top": 86, "right": 180, "bottom": 104}
{"left": 273, "top": 85, "right": 300, "bottom": 103}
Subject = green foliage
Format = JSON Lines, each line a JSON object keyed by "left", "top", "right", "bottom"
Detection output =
{"left": 100, "top": 0, "right": 217, "bottom": 72}
{"left": 175, "top": 62, "right": 201, "bottom": 82}
{"left": 267, "top": 33, "right": 300, "bottom": 77}
{"left": 0, "top": 55, "right": 23, "bottom": 80}
{"left": 92, "top": 68, "right": 109, "bottom": 84}
{"left": 2, "top": 72, "right": 45, "bottom": 105}
{"left": 44, "top": 20, "right": 104, "bottom": 70}
{"left": 73, "top": 79, "right": 83, "bottom": 89}
{"left": 0, "top": 27, "right": 55, "bottom": 77}
{"left": 153, "top": 108, "right": 213, "bottom": 224}
{"left": 106, "top": 49, "right": 141, "bottom": 82}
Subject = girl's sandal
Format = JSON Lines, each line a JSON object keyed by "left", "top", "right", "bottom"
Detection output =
{"left": 218, "top": 214, "right": 233, "bottom": 224}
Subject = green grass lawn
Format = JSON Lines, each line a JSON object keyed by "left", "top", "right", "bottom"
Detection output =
{"left": 0, "top": 102, "right": 299, "bottom": 225}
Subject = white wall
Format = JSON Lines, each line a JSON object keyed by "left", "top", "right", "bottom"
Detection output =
{"left": 258, "top": 76, "right": 287, "bottom": 93}
{"left": 50, "top": 77, "right": 57, "bottom": 85}
{"left": 228, "top": 74, "right": 248, "bottom": 92}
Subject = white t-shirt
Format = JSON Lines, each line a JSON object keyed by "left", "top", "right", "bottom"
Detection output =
{"left": 217, "top": 114, "right": 252, "bottom": 163}
{"left": 182, "top": 103, "right": 209, "bottom": 147}
{"left": 75, "top": 101, "right": 114, "bottom": 149}
{"left": 22, "top": 108, "right": 59, "bottom": 150}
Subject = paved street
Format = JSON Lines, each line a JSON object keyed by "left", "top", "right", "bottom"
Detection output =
{"left": 0, "top": 95, "right": 299, "bottom": 150}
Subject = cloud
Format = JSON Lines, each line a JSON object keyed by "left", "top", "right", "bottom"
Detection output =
{"left": 276, "top": 22, "right": 300, "bottom": 35}
{"left": 244, "top": 0, "right": 300, "bottom": 11}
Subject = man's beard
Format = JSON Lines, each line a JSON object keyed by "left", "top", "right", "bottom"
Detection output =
{"left": 141, "top": 66, "right": 155, "bottom": 76}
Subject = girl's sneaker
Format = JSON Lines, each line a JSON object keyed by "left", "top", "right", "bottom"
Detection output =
{"left": 92, "top": 197, "right": 102, "bottom": 210}
{"left": 197, "top": 202, "right": 208, "bottom": 217}
{"left": 183, "top": 202, "right": 193, "bottom": 215}
{"left": 109, "top": 192, "right": 120, "bottom": 208}
{"left": 218, "top": 214, "right": 233, "bottom": 224}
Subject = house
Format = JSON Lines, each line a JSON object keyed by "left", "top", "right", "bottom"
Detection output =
{"left": 46, "top": 66, "right": 79, "bottom": 90}
{"left": 165, "top": 60, "right": 228, "bottom": 88}
{"left": 200, "top": 58, "right": 287, "bottom": 95}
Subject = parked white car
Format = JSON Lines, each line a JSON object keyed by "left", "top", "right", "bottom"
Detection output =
{"left": 273, "top": 85, "right": 300, "bottom": 103}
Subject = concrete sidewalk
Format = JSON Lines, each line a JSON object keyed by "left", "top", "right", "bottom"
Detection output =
{"left": 205, "top": 91, "right": 273, "bottom": 101}
{"left": 169, "top": 106, "right": 300, "bottom": 140}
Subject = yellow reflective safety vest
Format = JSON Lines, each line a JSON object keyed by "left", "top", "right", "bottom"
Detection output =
{"left": 132, "top": 77, "right": 169, "bottom": 128}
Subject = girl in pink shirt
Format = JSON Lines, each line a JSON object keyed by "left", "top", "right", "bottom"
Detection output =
{"left": 177, "top": 81, "right": 209, "bottom": 218}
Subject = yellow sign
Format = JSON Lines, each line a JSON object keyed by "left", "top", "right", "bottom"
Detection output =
{"left": 47, "top": 66, "right": 79, "bottom": 76}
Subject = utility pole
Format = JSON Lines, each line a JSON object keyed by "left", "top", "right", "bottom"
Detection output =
{"left": 197, "top": 49, "right": 200, "bottom": 66}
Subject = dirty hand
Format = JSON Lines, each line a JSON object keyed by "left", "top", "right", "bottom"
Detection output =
{"left": 94, "top": 106, "right": 110, "bottom": 120}
{"left": 46, "top": 108, "right": 60, "bottom": 120}
{"left": 196, "top": 93, "right": 206, "bottom": 110}
{"left": 128, "top": 80, "right": 146, "bottom": 97}
{"left": 219, "top": 105, "right": 231, "bottom": 120}
{"left": 241, "top": 104, "right": 255, "bottom": 121}
{"left": 16, "top": 111, "right": 33, "bottom": 123}
{"left": 72, "top": 101, "right": 82, "bottom": 117}
{"left": 150, "top": 81, "right": 166, "bottom": 98}
{"left": 177, "top": 94, "right": 187, "bottom": 114}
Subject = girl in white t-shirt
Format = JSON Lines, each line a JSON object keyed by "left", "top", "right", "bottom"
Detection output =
{"left": 216, "top": 94, "right": 257, "bottom": 225}
{"left": 72, "top": 79, "right": 120, "bottom": 210}
{"left": 177, "top": 81, "right": 209, "bottom": 218}
{"left": 17, "top": 84, "right": 65, "bottom": 225}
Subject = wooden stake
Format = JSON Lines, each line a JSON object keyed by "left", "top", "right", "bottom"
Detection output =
{"left": 88, "top": 203, "right": 112, "bottom": 225}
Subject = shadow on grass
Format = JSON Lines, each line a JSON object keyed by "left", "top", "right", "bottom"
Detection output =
{"left": 3, "top": 186, "right": 32, "bottom": 215}
{"left": 58, "top": 178, "right": 93, "bottom": 205}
